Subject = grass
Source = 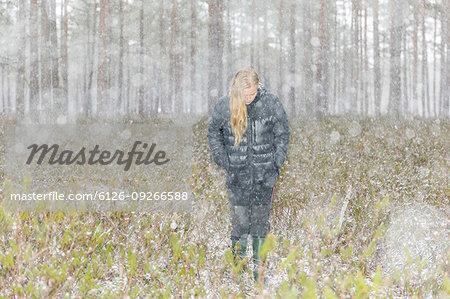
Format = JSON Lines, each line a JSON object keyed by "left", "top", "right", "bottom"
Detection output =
{"left": 0, "top": 115, "right": 448, "bottom": 298}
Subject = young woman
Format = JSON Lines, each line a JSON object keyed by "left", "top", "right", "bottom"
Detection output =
{"left": 207, "top": 67, "right": 290, "bottom": 282}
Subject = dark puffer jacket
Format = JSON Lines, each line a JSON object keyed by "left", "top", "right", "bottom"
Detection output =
{"left": 207, "top": 84, "right": 290, "bottom": 205}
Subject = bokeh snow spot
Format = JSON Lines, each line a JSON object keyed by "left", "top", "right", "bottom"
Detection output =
{"left": 430, "top": 124, "right": 440, "bottom": 136}
{"left": 57, "top": 115, "right": 67, "bottom": 125}
{"left": 405, "top": 127, "right": 415, "bottom": 139}
{"left": 418, "top": 166, "right": 430, "bottom": 178}
{"left": 120, "top": 129, "right": 131, "bottom": 140}
{"left": 209, "top": 89, "right": 218, "bottom": 98}
{"left": 13, "top": 142, "right": 26, "bottom": 154}
{"left": 379, "top": 202, "right": 449, "bottom": 280}
{"left": 310, "top": 36, "right": 320, "bottom": 47}
{"left": 348, "top": 120, "right": 361, "bottom": 137}
{"left": 330, "top": 130, "right": 340, "bottom": 144}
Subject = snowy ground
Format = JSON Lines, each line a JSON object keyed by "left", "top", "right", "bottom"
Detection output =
{"left": 0, "top": 115, "right": 448, "bottom": 298}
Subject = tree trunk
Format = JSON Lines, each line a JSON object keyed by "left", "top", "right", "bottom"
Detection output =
{"left": 413, "top": 2, "right": 419, "bottom": 115}
{"left": 106, "top": 0, "right": 113, "bottom": 116}
{"left": 288, "top": 1, "right": 296, "bottom": 116}
{"left": 217, "top": 1, "right": 224, "bottom": 101}
{"left": 124, "top": 0, "right": 130, "bottom": 115}
{"left": 87, "top": 0, "right": 97, "bottom": 118}
{"left": 83, "top": 1, "right": 90, "bottom": 116}
{"left": 1, "top": 66, "right": 4, "bottom": 113}
{"left": 169, "top": 0, "right": 183, "bottom": 115}
{"left": 225, "top": 0, "right": 233, "bottom": 82}
{"left": 30, "top": 0, "right": 40, "bottom": 122}
{"left": 263, "top": 3, "right": 269, "bottom": 87}
{"left": 363, "top": 4, "right": 368, "bottom": 117}
{"left": 97, "top": 0, "right": 107, "bottom": 118}
{"left": 317, "top": 0, "right": 330, "bottom": 118}
{"left": 403, "top": 24, "right": 409, "bottom": 116}
{"left": 207, "top": 0, "right": 224, "bottom": 115}
{"left": 433, "top": 6, "right": 437, "bottom": 116}
{"left": 118, "top": 0, "right": 124, "bottom": 116}
{"left": 49, "top": 0, "right": 59, "bottom": 89}
{"left": 159, "top": 1, "right": 166, "bottom": 114}
{"left": 190, "top": 0, "right": 197, "bottom": 114}
{"left": 421, "top": 0, "right": 430, "bottom": 117}
{"left": 373, "top": 0, "right": 381, "bottom": 116}
{"left": 351, "top": 0, "right": 359, "bottom": 115}
{"left": 332, "top": 0, "right": 338, "bottom": 115}
{"left": 358, "top": 0, "right": 363, "bottom": 116}
{"left": 251, "top": 0, "right": 255, "bottom": 67}
{"left": 441, "top": 0, "right": 450, "bottom": 117}
{"left": 278, "top": 0, "right": 283, "bottom": 100}
{"left": 255, "top": 1, "right": 261, "bottom": 76}
{"left": 388, "top": 0, "right": 403, "bottom": 118}
{"left": 302, "top": 0, "right": 313, "bottom": 116}
{"left": 138, "top": 0, "right": 145, "bottom": 116}
{"left": 41, "top": 0, "right": 51, "bottom": 117}
{"left": 61, "top": 0, "right": 68, "bottom": 117}
{"left": 6, "top": 66, "right": 11, "bottom": 113}
{"left": 16, "top": 0, "right": 26, "bottom": 116}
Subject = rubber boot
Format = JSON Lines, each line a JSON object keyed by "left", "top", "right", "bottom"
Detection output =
{"left": 252, "top": 237, "right": 266, "bottom": 283}
{"left": 231, "top": 236, "right": 248, "bottom": 270}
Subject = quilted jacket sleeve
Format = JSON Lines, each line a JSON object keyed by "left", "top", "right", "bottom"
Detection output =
{"left": 207, "top": 100, "right": 230, "bottom": 171}
{"left": 272, "top": 96, "right": 290, "bottom": 170}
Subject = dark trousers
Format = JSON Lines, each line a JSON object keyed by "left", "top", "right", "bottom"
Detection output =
{"left": 229, "top": 186, "right": 275, "bottom": 240}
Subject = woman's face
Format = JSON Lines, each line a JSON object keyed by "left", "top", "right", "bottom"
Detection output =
{"left": 243, "top": 84, "right": 258, "bottom": 105}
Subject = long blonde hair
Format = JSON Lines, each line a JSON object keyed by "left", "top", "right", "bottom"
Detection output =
{"left": 229, "top": 68, "right": 259, "bottom": 147}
